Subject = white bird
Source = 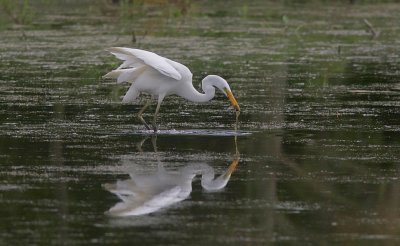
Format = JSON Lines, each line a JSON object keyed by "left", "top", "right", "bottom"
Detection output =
{"left": 103, "top": 47, "right": 240, "bottom": 132}
{"left": 103, "top": 159, "right": 239, "bottom": 216}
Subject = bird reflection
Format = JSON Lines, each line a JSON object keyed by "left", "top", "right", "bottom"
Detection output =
{"left": 104, "top": 137, "right": 239, "bottom": 217}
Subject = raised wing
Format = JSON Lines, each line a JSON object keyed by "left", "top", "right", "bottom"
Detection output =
{"left": 104, "top": 47, "right": 182, "bottom": 81}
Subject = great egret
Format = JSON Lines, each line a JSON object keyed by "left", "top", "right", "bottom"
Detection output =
{"left": 103, "top": 159, "right": 239, "bottom": 216}
{"left": 103, "top": 47, "right": 240, "bottom": 132}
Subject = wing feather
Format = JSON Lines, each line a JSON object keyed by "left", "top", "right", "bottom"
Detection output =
{"left": 106, "top": 47, "right": 182, "bottom": 80}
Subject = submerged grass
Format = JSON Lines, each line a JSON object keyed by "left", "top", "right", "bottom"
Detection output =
{"left": 0, "top": 0, "right": 33, "bottom": 26}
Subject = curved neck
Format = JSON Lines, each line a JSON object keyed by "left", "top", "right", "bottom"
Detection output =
{"left": 181, "top": 163, "right": 228, "bottom": 191}
{"left": 177, "top": 80, "right": 215, "bottom": 103}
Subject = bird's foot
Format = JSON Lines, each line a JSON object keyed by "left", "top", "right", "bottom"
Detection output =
{"left": 143, "top": 124, "right": 152, "bottom": 131}
{"left": 151, "top": 122, "right": 158, "bottom": 133}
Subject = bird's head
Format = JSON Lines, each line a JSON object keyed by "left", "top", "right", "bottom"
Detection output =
{"left": 203, "top": 75, "right": 240, "bottom": 112}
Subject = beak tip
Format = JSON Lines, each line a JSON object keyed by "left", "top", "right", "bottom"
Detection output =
{"left": 233, "top": 103, "right": 240, "bottom": 112}
{"left": 226, "top": 90, "right": 240, "bottom": 112}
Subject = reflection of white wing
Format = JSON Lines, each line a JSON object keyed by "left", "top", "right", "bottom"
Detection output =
{"left": 108, "top": 186, "right": 183, "bottom": 216}
{"left": 104, "top": 47, "right": 182, "bottom": 81}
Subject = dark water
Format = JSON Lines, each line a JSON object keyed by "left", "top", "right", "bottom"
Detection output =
{"left": 1, "top": 1, "right": 400, "bottom": 245}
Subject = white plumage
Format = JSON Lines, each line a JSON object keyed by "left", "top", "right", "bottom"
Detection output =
{"left": 104, "top": 47, "right": 240, "bottom": 132}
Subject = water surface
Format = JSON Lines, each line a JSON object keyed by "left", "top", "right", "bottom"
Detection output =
{"left": 1, "top": 0, "right": 400, "bottom": 245}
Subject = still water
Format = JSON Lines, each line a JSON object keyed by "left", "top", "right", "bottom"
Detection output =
{"left": 1, "top": 0, "right": 400, "bottom": 245}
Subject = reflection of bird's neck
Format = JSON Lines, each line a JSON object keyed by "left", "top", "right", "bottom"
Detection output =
{"left": 181, "top": 163, "right": 226, "bottom": 190}
{"left": 177, "top": 78, "right": 216, "bottom": 103}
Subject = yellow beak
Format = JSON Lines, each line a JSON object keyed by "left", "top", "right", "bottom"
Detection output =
{"left": 223, "top": 158, "right": 239, "bottom": 179}
{"left": 224, "top": 88, "right": 240, "bottom": 112}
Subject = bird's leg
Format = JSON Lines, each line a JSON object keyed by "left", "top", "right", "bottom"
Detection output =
{"left": 151, "top": 135, "right": 157, "bottom": 152}
{"left": 151, "top": 100, "right": 162, "bottom": 133}
{"left": 136, "top": 136, "right": 149, "bottom": 152}
{"left": 137, "top": 100, "right": 152, "bottom": 130}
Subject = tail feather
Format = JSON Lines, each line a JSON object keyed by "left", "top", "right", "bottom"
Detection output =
{"left": 103, "top": 66, "right": 146, "bottom": 84}
{"left": 102, "top": 70, "right": 122, "bottom": 79}
{"left": 118, "top": 59, "right": 141, "bottom": 69}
